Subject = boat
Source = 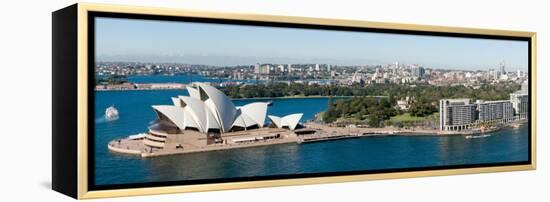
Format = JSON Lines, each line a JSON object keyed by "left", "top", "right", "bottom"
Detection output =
{"left": 465, "top": 134, "right": 491, "bottom": 139}
{"left": 267, "top": 100, "right": 273, "bottom": 106}
{"left": 105, "top": 105, "right": 119, "bottom": 121}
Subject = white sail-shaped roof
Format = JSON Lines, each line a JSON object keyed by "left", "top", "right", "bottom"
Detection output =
{"left": 171, "top": 97, "right": 181, "bottom": 107}
{"left": 186, "top": 86, "right": 200, "bottom": 99}
{"left": 232, "top": 113, "right": 247, "bottom": 128}
{"left": 240, "top": 113, "right": 257, "bottom": 127}
{"left": 239, "top": 102, "right": 268, "bottom": 127}
{"left": 198, "top": 84, "right": 237, "bottom": 132}
{"left": 183, "top": 111, "right": 200, "bottom": 130}
{"left": 232, "top": 110, "right": 258, "bottom": 128}
{"left": 178, "top": 96, "right": 208, "bottom": 132}
{"left": 151, "top": 84, "right": 270, "bottom": 134}
{"left": 268, "top": 113, "right": 303, "bottom": 130}
{"left": 152, "top": 105, "right": 186, "bottom": 129}
{"left": 205, "top": 110, "right": 220, "bottom": 130}
{"left": 268, "top": 115, "right": 282, "bottom": 128}
{"left": 282, "top": 113, "right": 303, "bottom": 130}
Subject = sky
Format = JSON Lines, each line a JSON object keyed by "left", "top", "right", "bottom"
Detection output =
{"left": 95, "top": 17, "right": 529, "bottom": 71}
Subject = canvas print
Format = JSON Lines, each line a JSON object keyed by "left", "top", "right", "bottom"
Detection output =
{"left": 92, "top": 16, "right": 530, "bottom": 188}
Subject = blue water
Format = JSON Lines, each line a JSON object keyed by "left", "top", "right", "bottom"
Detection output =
{"left": 94, "top": 82, "right": 529, "bottom": 186}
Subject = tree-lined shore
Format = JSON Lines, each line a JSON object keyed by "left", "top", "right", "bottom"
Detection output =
{"left": 221, "top": 82, "right": 519, "bottom": 101}
{"left": 220, "top": 82, "right": 520, "bottom": 128}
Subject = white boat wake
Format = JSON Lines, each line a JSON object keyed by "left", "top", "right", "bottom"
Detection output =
{"left": 103, "top": 105, "right": 119, "bottom": 122}
{"left": 465, "top": 134, "right": 491, "bottom": 139}
{"left": 95, "top": 116, "right": 118, "bottom": 124}
{"left": 96, "top": 105, "right": 120, "bottom": 123}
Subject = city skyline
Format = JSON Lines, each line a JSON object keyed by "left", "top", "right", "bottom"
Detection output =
{"left": 96, "top": 17, "right": 529, "bottom": 71}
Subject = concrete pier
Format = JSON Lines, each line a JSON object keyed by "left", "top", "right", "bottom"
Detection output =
{"left": 108, "top": 122, "right": 526, "bottom": 158}
{"left": 108, "top": 128, "right": 300, "bottom": 157}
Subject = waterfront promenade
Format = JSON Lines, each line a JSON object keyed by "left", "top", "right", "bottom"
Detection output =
{"left": 108, "top": 120, "right": 526, "bottom": 158}
{"left": 109, "top": 128, "right": 300, "bottom": 158}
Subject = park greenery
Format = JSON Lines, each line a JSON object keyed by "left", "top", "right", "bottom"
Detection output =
{"left": 221, "top": 82, "right": 519, "bottom": 103}
{"left": 386, "top": 112, "right": 440, "bottom": 129}
{"left": 409, "top": 99, "right": 438, "bottom": 117}
{"left": 322, "top": 96, "right": 396, "bottom": 127}
{"left": 321, "top": 97, "right": 441, "bottom": 128}
{"left": 95, "top": 75, "right": 128, "bottom": 85}
{"left": 220, "top": 82, "right": 520, "bottom": 128}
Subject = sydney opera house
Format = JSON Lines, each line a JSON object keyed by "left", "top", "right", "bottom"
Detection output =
{"left": 108, "top": 84, "right": 304, "bottom": 157}
{"left": 152, "top": 84, "right": 302, "bottom": 134}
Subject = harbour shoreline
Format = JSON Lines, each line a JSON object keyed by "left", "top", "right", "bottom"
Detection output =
{"left": 302, "top": 120, "right": 527, "bottom": 138}
{"left": 95, "top": 89, "right": 374, "bottom": 100}
{"left": 95, "top": 83, "right": 186, "bottom": 91}
{"left": 230, "top": 95, "right": 385, "bottom": 100}
{"left": 108, "top": 120, "right": 526, "bottom": 158}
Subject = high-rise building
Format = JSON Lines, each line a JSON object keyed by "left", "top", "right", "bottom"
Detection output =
{"left": 412, "top": 66, "right": 425, "bottom": 79}
{"left": 315, "top": 64, "right": 320, "bottom": 71}
{"left": 488, "top": 68, "right": 499, "bottom": 80}
{"left": 440, "top": 92, "right": 528, "bottom": 131}
{"left": 327, "top": 64, "right": 331, "bottom": 72}
{"left": 254, "top": 63, "right": 260, "bottom": 74}
{"left": 510, "top": 92, "right": 528, "bottom": 119}
{"left": 499, "top": 61, "right": 507, "bottom": 75}
{"left": 439, "top": 99, "right": 477, "bottom": 131}
{"left": 265, "top": 64, "right": 271, "bottom": 74}
{"left": 477, "top": 100, "right": 514, "bottom": 122}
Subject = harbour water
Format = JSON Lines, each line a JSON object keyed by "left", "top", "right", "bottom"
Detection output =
{"left": 94, "top": 76, "right": 529, "bottom": 186}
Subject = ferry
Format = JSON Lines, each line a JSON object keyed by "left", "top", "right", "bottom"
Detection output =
{"left": 105, "top": 105, "right": 119, "bottom": 121}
